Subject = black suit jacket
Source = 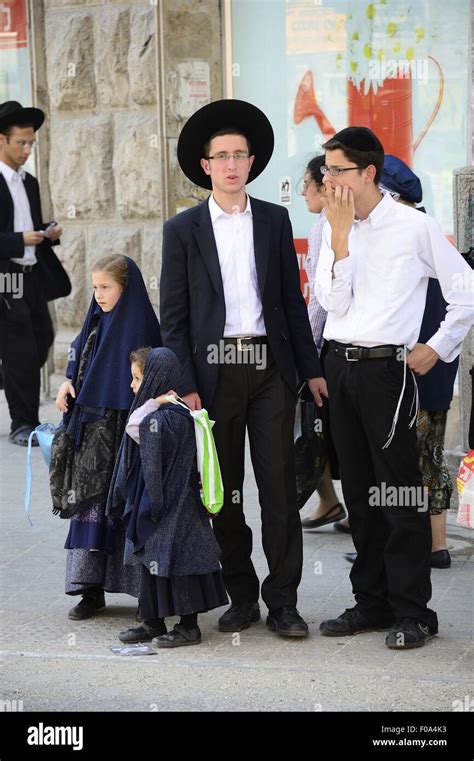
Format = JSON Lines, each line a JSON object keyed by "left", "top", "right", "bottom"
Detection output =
{"left": 0, "top": 171, "right": 70, "bottom": 301}
{"left": 160, "top": 196, "right": 321, "bottom": 409}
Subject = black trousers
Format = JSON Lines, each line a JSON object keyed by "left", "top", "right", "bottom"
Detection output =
{"left": 209, "top": 344, "right": 302, "bottom": 611}
{"left": 325, "top": 351, "right": 438, "bottom": 632}
{"left": 0, "top": 264, "right": 54, "bottom": 432}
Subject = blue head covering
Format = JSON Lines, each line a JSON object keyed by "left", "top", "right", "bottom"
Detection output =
{"left": 66, "top": 256, "right": 162, "bottom": 414}
{"left": 380, "top": 154, "right": 423, "bottom": 204}
{"left": 131, "top": 347, "right": 182, "bottom": 414}
{"left": 107, "top": 348, "right": 184, "bottom": 519}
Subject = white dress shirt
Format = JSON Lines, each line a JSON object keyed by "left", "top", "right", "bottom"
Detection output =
{"left": 306, "top": 209, "right": 328, "bottom": 354}
{"left": 0, "top": 160, "right": 36, "bottom": 265}
{"left": 315, "top": 191, "right": 473, "bottom": 363}
{"left": 209, "top": 194, "right": 266, "bottom": 337}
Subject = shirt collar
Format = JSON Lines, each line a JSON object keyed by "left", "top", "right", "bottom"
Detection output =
{"left": 0, "top": 160, "right": 26, "bottom": 182}
{"left": 354, "top": 188, "right": 393, "bottom": 228}
{"left": 208, "top": 193, "right": 252, "bottom": 222}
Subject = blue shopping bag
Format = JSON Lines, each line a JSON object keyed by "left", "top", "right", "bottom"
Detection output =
{"left": 24, "top": 423, "right": 59, "bottom": 526}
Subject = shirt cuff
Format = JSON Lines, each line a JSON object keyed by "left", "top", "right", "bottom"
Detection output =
{"left": 426, "top": 333, "right": 460, "bottom": 364}
{"left": 332, "top": 256, "right": 351, "bottom": 277}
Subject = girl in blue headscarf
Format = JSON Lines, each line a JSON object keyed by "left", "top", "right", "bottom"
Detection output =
{"left": 49, "top": 255, "right": 162, "bottom": 621}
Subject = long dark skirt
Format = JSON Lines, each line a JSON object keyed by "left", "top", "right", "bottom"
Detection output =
{"left": 138, "top": 567, "right": 228, "bottom": 619}
{"left": 65, "top": 516, "right": 140, "bottom": 597}
{"left": 416, "top": 409, "right": 453, "bottom": 515}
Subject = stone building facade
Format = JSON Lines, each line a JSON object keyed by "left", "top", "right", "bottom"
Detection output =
{"left": 28, "top": 0, "right": 223, "bottom": 378}
{"left": 23, "top": 0, "right": 472, "bottom": 457}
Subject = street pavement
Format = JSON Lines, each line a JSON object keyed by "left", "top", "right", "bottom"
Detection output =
{"left": 0, "top": 392, "right": 472, "bottom": 713}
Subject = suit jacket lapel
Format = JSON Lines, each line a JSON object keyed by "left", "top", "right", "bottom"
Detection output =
{"left": 23, "top": 174, "right": 41, "bottom": 228}
{"left": 192, "top": 199, "right": 225, "bottom": 303}
{"left": 0, "top": 174, "right": 14, "bottom": 223}
{"left": 250, "top": 196, "right": 270, "bottom": 297}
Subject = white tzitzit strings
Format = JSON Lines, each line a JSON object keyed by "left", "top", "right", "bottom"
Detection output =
{"left": 382, "top": 346, "right": 419, "bottom": 449}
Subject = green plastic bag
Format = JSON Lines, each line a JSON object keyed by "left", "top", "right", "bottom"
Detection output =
{"left": 168, "top": 399, "right": 224, "bottom": 515}
{"left": 191, "top": 408, "right": 224, "bottom": 515}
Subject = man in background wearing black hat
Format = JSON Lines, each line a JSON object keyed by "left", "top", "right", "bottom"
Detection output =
{"left": 314, "top": 126, "right": 473, "bottom": 649}
{"left": 0, "top": 101, "right": 67, "bottom": 446}
{"left": 160, "top": 99, "right": 327, "bottom": 638}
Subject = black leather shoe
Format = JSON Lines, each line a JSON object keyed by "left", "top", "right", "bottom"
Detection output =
{"left": 431, "top": 549, "right": 451, "bottom": 568}
{"left": 319, "top": 606, "right": 393, "bottom": 636}
{"left": 385, "top": 618, "right": 436, "bottom": 649}
{"left": 344, "top": 552, "right": 357, "bottom": 564}
{"left": 68, "top": 590, "right": 106, "bottom": 620}
{"left": 218, "top": 602, "right": 260, "bottom": 632}
{"left": 266, "top": 606, "right": 309, "bottom": 638}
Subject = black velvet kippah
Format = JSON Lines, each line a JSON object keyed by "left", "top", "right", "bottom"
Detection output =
{"left": 329, "top": 126, "right": 384, "bottom": 153}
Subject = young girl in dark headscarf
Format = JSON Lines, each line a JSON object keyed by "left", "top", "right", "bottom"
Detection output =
{"left": 50, "top": 255, "right": 162, "bottom": 620}
{"left": 108, "top": 347, "right": 228, "bottom": 648}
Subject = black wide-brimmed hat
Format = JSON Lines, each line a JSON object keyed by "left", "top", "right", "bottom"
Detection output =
{"left": 0, "top": 101, "right": 45, "bottom": 133}
{"left": 177, "top": 99, "right": 274, "bottom": 190}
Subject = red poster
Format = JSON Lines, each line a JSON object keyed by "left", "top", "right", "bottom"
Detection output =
{"left": 0, "top": 0, "right": 28, "bottom": 50}
{"left": 294, "top": 238, "right": 309, "bottom": 304}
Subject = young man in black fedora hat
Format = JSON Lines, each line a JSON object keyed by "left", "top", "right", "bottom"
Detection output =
{"left": 160, "top": 99, "right": 327, "bottom": 638}
{"left": 0, "top": 101, "right": 70, "bottom": 446}
{"left": 314, "top": 126, "right": 473, "bottom": 649}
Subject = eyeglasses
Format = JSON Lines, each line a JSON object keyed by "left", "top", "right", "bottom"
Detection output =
{"left": 206, "top": 151, "right": 250, "bottom": 162}
{"left": 320, "top": 165, "right": 365, "bottom": 177}
{"left": 298, "top": 179, "right": 324, "bottom": 195}
{"left": 300, "top": 180, "right": 314, "bottom": 193}
{"left": 11, "top": 139, "right": 36, "bottom": 150}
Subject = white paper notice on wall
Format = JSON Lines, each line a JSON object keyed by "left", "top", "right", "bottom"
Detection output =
{"left": 279, "top": 177, "right": 292, "bottom": 205}
{"left": 168, "top": 61, "right": 211, "bottom": 121}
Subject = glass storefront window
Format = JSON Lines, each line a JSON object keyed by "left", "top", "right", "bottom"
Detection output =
{"left": 0, "top": 0, "right": 35, "bottom": 175}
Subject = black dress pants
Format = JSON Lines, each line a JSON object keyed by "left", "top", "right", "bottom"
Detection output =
{"left": 0, "top": 264, "right": 54, "bottom": 433}
{"left": 324, "top": 351, "right": 438, "bottom": 632}
{"left": 209, "top": 344, "right": 302, "bottom": 611}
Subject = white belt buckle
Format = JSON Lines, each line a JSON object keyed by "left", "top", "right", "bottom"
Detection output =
{"left": 236, "top": 337, "right": 252, "bottom": 352}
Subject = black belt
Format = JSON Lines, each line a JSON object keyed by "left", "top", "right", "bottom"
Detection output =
{"left": 9, "top": 261, "right": 36, "bottom": 273}
{"left": 329, "top": 340, "right": 401, "bottom": 361}
{"left": 224, "top": 336, "right": 268, "bottom": 351}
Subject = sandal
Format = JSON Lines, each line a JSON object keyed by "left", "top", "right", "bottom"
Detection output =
{"left": 152, "top": 624, "right": 201, "bottom": 649}
{"left": 9, "top": 425, "right": 38, "bottom": 447}
{"left": 334, "top": 518, "right": 352, "bottom": 535}
{"left": 301, "top": 502, "right": 345, "bottom": 530}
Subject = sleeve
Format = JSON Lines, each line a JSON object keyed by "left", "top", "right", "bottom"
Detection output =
{"left": 0, "top": 232, "right": 25, "bottom": 259}
{"left": 307, "top": 217, "right": 328, "bottom": 353}
{"left": 139, "top": 412, "right": 165, "bottom": 522}
{"left": 280, "top": 210, "right": 322, "bottom": 379}
{"left": 314, "top": 223, "right": 353, "bottom": 316}
{"left": 418, "top": 216, "right": 474, "bottom": 362}
{"left": 125, "top": 400, "right": 160, "bottom": 443}
{"left": 159, "top": 220, "right": 198, "bottom": 396}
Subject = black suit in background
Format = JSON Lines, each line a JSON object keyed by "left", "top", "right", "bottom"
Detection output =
{"left": 0, "top": 171, "right": 61, "bottom": 433}
{"left": 160, "top": 196, "right": 321, "bottom": 610}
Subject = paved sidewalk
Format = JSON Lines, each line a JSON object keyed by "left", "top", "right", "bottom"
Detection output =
{"left": 0, "top": 392, "right": 472, "bottom": 712}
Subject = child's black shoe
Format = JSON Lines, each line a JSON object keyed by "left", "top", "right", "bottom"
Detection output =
{"left": 119, "top": 621, "right": 167, "bottom": 643}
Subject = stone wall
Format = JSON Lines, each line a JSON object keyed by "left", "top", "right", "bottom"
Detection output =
{"left": 161, "top": 0, "right": 223, "bottom": 216}
{"left": 29, "top": 0, "right": 223, "bottom": 378}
